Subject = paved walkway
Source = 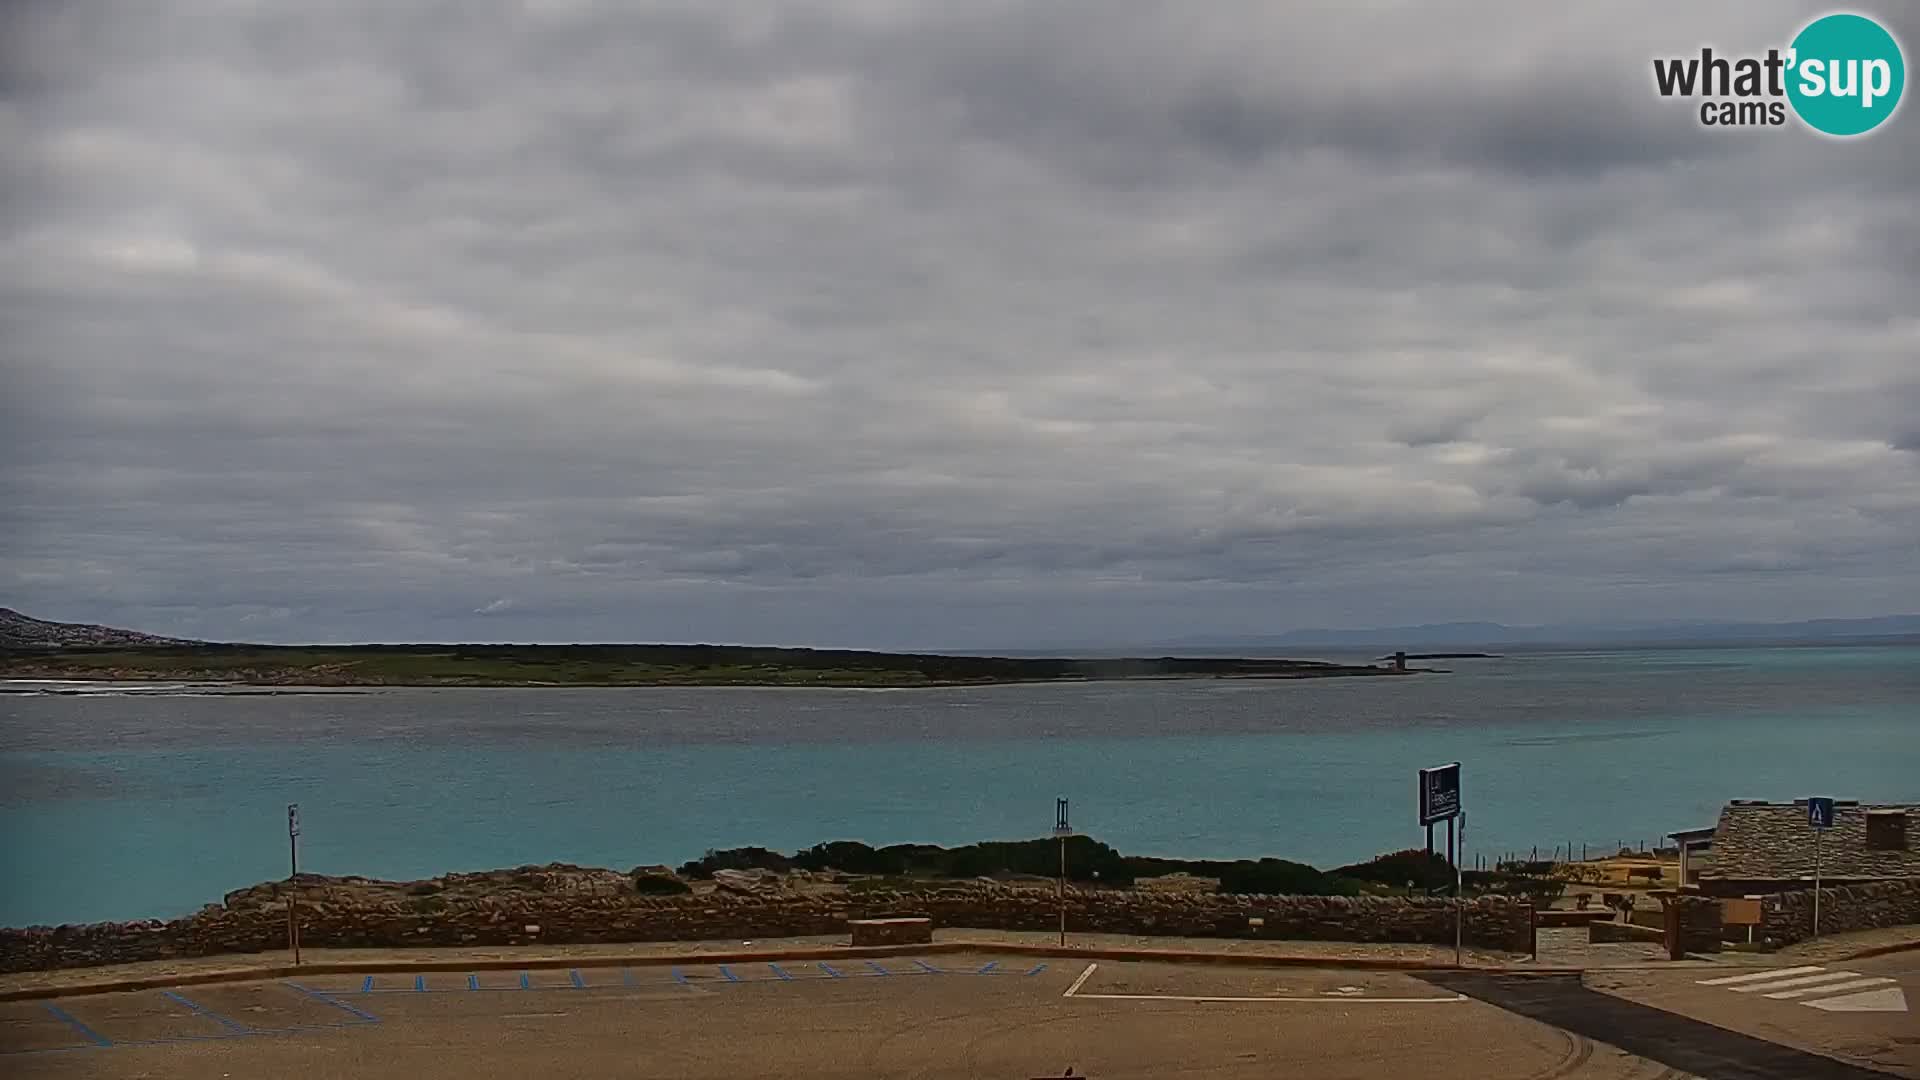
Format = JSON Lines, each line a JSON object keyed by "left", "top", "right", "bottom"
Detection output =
{"left": 8, "top": 924, "right": 1912, "bottom": 999}
{"left": 1775, "top": 925, "right": 1920, "bottom": 964}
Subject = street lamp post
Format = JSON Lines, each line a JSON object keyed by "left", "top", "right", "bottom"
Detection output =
{"left": 287, "top": 803, "right": 302, "bottom": 966}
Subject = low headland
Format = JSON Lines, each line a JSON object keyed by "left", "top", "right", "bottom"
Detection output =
{"left": 0, "top": 642, "right": 1416, "bottom": 688}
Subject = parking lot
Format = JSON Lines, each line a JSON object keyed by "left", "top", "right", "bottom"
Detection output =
{"left": 1, "top": 952, "right": 1697, "bottom": 1079}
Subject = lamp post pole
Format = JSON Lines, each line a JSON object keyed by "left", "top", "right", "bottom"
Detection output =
{"left": 287, "top": 803, "right": 302, "bottom": 966}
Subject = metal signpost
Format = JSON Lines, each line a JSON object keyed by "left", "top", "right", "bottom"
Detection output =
{"left": 1808, "top": 796, "right": 1834, "bottom": 939}
{"left": 1418, "top": 763, "right": 1464, "bottom": 965}
{"left": 287, "top": 803, "right": 302, "bottom": 965}
{"left": 1054, "top": 798, "right": 1073, "bottom": 947}
{"left": 1454, "top": 811, "right": 1466, "bottom": 965}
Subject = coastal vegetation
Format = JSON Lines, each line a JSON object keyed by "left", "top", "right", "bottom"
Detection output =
{"left": 0, "top": 642, "right": 1403, "bottom": 687}
{"left": 676, "top": 836, "right": 1566, "bottom": 902}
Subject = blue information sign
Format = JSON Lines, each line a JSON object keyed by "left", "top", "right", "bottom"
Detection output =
{"left": 1808, "top": 797, "right": 1835, "bottom": 830}
{"left": 1419, "top": 763, "right": 1462, "bottom": 826}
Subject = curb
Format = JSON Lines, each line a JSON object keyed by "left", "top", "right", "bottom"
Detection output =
{"left": 0, "top": 941, "right": 1572, "bottom": 1002}
{"left": 1835, "top": 939, "right": 1920, "bottom": 963}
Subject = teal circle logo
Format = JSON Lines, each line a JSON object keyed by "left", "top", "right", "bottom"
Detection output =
{"left": 1787, "top": 13, "right": 1905, "bottom": 136}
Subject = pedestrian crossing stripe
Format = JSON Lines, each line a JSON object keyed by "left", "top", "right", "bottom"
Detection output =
{"left": 1806, "top": 986, "right": 1909, "bottom": 1012}
{"left": 1695, "top": 965, "right": 1908, "bottom": 1012}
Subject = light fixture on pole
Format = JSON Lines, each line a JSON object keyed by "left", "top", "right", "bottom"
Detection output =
{"left": 1054, "top": 798, "right": 1072, "bottom": 947}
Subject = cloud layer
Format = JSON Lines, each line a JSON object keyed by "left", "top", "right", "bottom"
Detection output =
{"left": 3, "top": 1, "right": 1917, "bottom": 647}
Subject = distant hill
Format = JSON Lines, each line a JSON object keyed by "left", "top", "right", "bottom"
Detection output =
{"left": 0, "top": 607, "right": 202, "bottom": 648}
{"left": 1156, "top": 615, "right": 1920, "bottom": 650}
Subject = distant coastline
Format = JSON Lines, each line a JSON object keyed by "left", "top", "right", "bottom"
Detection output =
{"left": 0, "top": 643, "right": 1416, "bottom": 689}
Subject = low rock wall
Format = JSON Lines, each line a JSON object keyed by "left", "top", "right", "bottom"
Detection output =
{"left": 1664, "top": 894, "right": 1723, "bottom": 956}
{"left": 1757, "top": 879, "right": 1920, "bottom": 948}
{"left": 0, "top": 886, "right": 1536, "bottom": 973}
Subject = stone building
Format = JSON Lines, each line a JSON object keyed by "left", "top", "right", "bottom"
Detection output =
{"left": 1694, "top": 799, "right": 1918, "bottom": 897}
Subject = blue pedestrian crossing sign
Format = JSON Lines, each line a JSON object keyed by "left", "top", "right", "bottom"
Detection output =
{"left": 1808, "top": 797, "right": 1835, "bottom": 829}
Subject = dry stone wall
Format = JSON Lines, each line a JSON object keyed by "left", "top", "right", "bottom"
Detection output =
{"left": 1757, "top": 879, "right": 1920, "bottom": 947}
{"left": 0, "top": 882, "right": 1535, "bottom": 973}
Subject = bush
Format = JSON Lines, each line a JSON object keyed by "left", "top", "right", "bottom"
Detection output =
{"left": 630, "top": 873, "right": 692, "bottom": 895}
{"left": 1216, "top": 858, "right": 1348, "bottom": 896}
{"left": 1333, "top": 848, "right": 1458, "bottom": 892}
{"left": 792, "top": 841, "right": 906, "bottom": 876}
{"left": 1552, "top": 863, "right": 1606, "bottom": 885}
{"left": 677, "top": 846, "right": 792, "bottom": 879}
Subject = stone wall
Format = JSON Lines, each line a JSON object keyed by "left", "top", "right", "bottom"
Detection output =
{"left": 1663, "top": 894, "right": 1723, "bottom": 956}
{"left": 0, "top": 885, "right": 1535, "bottom": 974}
{"left": 1757, "top": 879, "right": 1920, "bottom": 948}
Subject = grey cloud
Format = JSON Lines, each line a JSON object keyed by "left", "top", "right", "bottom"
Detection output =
{"left": 3, "top": 0, "right": 1918, "bottom": 648}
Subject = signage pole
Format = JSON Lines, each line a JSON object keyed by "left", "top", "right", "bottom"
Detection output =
{"left": 1420, "top": 822, "right": 1436, "bottom": 891}
{"left": 287, "top": 803, "right": 302, "bottom": 966}
{"left": 1454, "top": 812, "right": 1465, "bottom": 966}
{"left": 1812, "top": 826, "right": 1821, "bottom": 941}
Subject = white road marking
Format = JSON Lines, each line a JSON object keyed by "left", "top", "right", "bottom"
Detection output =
{"left": 1804, "top": 986, "right": 1909, "bottom": 1013}
{"left": 1056, "top": 960, "right": 1460, "bottom": 1004}
{"left": 1063, "top": 963, "right": 1098, "bottom": 998}
{"left": 1731, "top": 971, "right": 1863, "bottom": 993}
{"left": 1696, "top": 966, "right": 1824, "bottom": 986}
{"left": 1764, "top": 977, "right": 1895, "bottom": 1000}
{"left": 1066, "top": 992, "right": 1467, "bottom": 1003}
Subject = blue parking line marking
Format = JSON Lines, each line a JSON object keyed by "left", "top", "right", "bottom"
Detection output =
{"left": 623, "top": 968, "right": 636, "bottom": 988}
{"left": 911, "top": 959, "right": 942, "bottom": 974}
{"left": 285, "top": 982, "right": 380, "bottom": 1023}
{"left": 43, "top": 1004, "right": 112, "bottom": 1047}
{"left": 865, "top": 960, "right": 891, "bottom": 976}
{"left": 671, "top": 967, "right": 690, "bottom": 987}
{"left": 519, "top": 973, "right": 531, "bottom": 990}
{"left": 414, "top": 975, "right": 426, "bottom": 993}
{"left": 161, "top": 990, "right": 250, "bottom": 1034}
{"left": 362, "top": 976, "right": 375, "bottom": 993}
{"left": 468, "top": 975, "right": 479, "bottom": 991}
{"left": 819, "top": 962, "right": 844, "bottom": 978}
{"left": 719, "top": 965, "right": 739, "bottom": 983}
{"left": 569, "top": 970, "right": 586, "bottom": 989}
{"left": 1025, "top": 963, "right": 1047, "bottom": 976}
{"left": 767, "top": 963, "right": 794, "bottom": 981}
{"left": 978, "top": 961, "right": 998, "bottom": 975}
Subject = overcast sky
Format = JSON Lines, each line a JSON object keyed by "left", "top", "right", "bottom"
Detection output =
{"left": 3, "top": 1, "right": 1917, "bottom": 649}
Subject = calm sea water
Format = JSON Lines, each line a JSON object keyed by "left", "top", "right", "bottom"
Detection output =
{"left": 2, "top": 644, "right": 1915, "bottom": 926}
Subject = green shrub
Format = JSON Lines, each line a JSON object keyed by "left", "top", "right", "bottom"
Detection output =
{"left": 792, "top": 841, "right": 906, "bottom": 876}
{"left": 1332, "top": 848, "right": 1455, "bottom": 891}
{"left": 1216, "top": 858, "right": 1344, "bottom": 896}
{"left": 630, "top": 873, "right": 692, "bottom": 895}
{"left": 677, "top": 846, "right": 792, "bottom": 879}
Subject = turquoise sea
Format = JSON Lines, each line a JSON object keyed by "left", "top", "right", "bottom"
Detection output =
{"left": 2, "top": 644, "right": 1915, "bottom": 926}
